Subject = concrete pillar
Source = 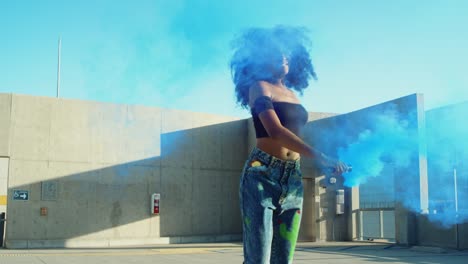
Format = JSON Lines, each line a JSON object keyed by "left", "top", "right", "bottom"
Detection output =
{"left": 348, "top": 186, "right": 360, "bottom": 241}
{"left": 394, "top": 94, "right": 429, "bottom": 246}
{"left": 0, "top": 93, "right": 11, "bottom": 157}
{"left": 313, "top": 172, "right": 349, "bottom": 241}
{"left": 298, "top": 176, "right": 316, "bottom": 241}
{"left": 0, "top": 158, "right": 8, "bottom": 214}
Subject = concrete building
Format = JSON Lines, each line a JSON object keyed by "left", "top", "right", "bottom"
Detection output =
{"left": 0, "top": 92, "right": 467, "bottom": 249}
{"left": 0, "top": 93, "right": 246, "bottom": 248}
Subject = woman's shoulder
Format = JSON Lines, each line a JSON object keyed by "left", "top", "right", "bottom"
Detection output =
{"left": 251, "top": 80, "right": 274, "bottom": 90}
{"left": 248, "top": 81, "right": 273, "bottom": 107}
{"left": 251, "top": 81, "right": 275, "bottom": 94}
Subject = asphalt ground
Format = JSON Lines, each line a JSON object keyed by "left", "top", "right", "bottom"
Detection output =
{"left": 0, "top": 241, "right": 467, "bottom": 264}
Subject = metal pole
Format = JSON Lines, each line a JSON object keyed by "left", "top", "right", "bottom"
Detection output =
{"left": 57, "top": 36, "right": 61, "bottom": 98}
{"left": 454, "top": 167, "right": 460, "bottom": 249}
{"left": 454, "top": 168, "right": 458, "bottom": 213}
{"left": 0, "top": 212, "right": 5, "bottom": 248}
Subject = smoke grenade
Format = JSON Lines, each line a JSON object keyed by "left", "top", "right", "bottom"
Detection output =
{"left": 322, "top": 164, "right": 352, "bottom": 187}
{"left": 330, "top": 164, "right": 353, "bottom": 174}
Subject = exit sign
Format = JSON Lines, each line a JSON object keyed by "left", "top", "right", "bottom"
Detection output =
{"left": 13, "top": 190, "right": 29, "bottom": 201}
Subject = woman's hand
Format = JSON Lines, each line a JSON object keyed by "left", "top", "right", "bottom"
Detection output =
{"left": 319, "top": 154, "right": 350, "bottom": 175}
{"left": 332, "top": 160, "right": 350, "bottom": 175}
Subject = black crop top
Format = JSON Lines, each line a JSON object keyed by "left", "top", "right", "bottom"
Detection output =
{"left": 251, "top": 100, "right": 308, "bottom": 138}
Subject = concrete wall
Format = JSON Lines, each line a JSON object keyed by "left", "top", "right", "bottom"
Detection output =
{"left": 417, "top": 216, "right": 468, "bottom": 249}
{"left": 3, "top": 93, "right": 248, "bottom": 248}
{"left": 6, "top": 92, "right": 464, "bottom": 249}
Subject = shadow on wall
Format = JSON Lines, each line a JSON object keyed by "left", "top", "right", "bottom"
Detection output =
{"left": 6, "top": 120, "right": 247, "bottom": 248}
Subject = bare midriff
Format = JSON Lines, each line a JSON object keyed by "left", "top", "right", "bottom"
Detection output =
{"left": 256, "top": 138, "right": 300, "bottom": 161}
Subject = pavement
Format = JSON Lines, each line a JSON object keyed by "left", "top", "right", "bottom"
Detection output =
{"left": 0, "top": 241, "right": 467, "bottom": 264}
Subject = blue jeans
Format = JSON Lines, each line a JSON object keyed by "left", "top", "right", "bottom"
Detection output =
{"left": 240, "top": 147, "right": 304, "bottom": 264}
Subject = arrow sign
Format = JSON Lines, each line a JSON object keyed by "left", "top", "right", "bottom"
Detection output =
{"left": 13, "top": 190, "right": 29, "bottom": 201}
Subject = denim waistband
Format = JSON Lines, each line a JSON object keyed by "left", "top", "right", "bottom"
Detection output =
{"left": 249, "top": 147, "right": 300, "bottom": 170}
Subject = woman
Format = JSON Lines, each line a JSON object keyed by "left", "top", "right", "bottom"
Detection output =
{"left": 230, "top": 26, "right": 348, "bottom": 264}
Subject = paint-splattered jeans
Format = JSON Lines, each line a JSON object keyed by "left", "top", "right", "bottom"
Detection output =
{"left": 240, "top": 147, "right": 303, "bottom": 264}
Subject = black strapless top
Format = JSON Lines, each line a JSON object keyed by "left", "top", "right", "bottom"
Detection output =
{"left": 251, "top": 102, "right": 308, "bottom": 138}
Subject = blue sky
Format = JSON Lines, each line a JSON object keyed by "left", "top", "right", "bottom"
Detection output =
{"left": 1, "top": 0, "right": 468, "bottom": 118}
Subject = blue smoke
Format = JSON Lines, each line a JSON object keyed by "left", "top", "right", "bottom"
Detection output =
{"left": 337, "top": 105, "right": 415, "bottom": 187}
{"left": 425, "top": 102, "right": 468, "bottom": 227}
{"left": 328, "top": 101, "right": 468, "bottom": 227}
